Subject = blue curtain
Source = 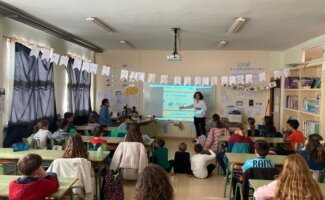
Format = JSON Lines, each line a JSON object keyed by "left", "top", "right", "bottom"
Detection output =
{"left": 3, "top": 43, "right": 57, "bottom": 147}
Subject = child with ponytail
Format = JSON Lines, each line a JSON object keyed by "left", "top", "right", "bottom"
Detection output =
{"left": 298, "top": 134, "right": 325, "bottom": 170}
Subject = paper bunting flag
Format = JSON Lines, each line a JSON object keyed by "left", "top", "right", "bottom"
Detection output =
{"left": 59, "top": 56, "right": 69, "bottom": 67}
{"left": 245, "top": 74, "right": 253, "bottom": 85}
{"left": 120, "top": 69, "right": 129, "bottom": 80}
{"left": 259, "top": 72, "right": 266, "bottom": 82}
{"left": 273, "top": 70, "right": 281, "bottom": 79}
{"left": 148, "top": 73, "right": 156, "bottom": 83}
{"left": 202, "top": 77, "right": 209, "bottom": 86}
{"left": 72, "top": 59, "right": 82, "bottom": 71}
{"left": 101, "top": 65, "right": 110, "bottom": 76}
{"left": 82, "top": 62, "right": 90, "bottom": 73}
{"left": 221, "top": 76, "right": 228, "bottom": 86}
{"left": 137, "top": 72, "right": 145, "bottom": 82}
{"left": 50, "top": 53, "right": 60, "bottom": 65}
{"left": 174, "top": 76, "right": 182, "bottom": 85}
{"left": 41, "top": 50, "right": 51, "bottom": 61}
{"left": 236, "top": 75, "right": 244, "bottom": 85}
{"left": 89, "top": 63, "right": 98, "bottom": 74}
{"left": 129, "top": 71, "right": 137, "bottom": 82}
{"left": 194, "top": 77, "right": 202, "bottom": 86}
{"left": 160, "top": 75, "right": 168, "bottom": 84}
{"left": 184, "top": 76, "right": 191, "bottom": 86}
{"left": 283, "top": 69, "right": 290, "bottom": 78}
{"left": 29, "top": 47, "right": 40, "bottom": 58}
{"left": 210, "top": 76, "right": 218, "bottom": 86}
{"left": 229, "top": 76, "right": 236, "bottom": 85}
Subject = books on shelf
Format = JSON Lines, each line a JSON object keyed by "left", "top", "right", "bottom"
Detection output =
{"left": 303, "top": 96, "right": 320, "bottom": 114}
{"left": 286, "top": 95, "right": 299, "bottom": 110}
{"left": 303, "top": 120, "right": 320, "bottom": 135}
{"left": 285, "top": 77, "right": 300, "bottom": 89}
{"left": 300, "top": 77, "right": 321, "bottom": 89}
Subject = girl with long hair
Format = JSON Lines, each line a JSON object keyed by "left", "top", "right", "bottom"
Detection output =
{"left": 204, "top": 114, "right": 229, "bottom": 152}
{"left": 125, "top": 123, "right": 143, "bottom": 143}
{"left": 254, "top": 154, "right": 323, "bottom": 200}
{"left": 298, "top": 134, "right": 325, "bottom": 170}
{"left": 33, "top": 119, "right": 52, "bottom": 149}
{"left": 62, "top": 133, "right": 88, "bottom": 159}
{"left": 134, "top": 164, "right": 174, "bottom": 200}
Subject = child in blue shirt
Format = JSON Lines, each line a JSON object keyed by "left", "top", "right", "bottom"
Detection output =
{"left": 242, "top": 139, "right": 274, "bottom": 171}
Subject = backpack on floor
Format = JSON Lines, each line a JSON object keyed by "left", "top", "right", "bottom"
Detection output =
{"left": 101, "top": 169, "right": 124, "bottom": 200}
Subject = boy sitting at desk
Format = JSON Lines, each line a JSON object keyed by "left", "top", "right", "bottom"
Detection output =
{"left": 9, "top": 154, "right": 59, "bottom": 200}
{"left": 232, "top": 140, "right": 275, "bottom": 199}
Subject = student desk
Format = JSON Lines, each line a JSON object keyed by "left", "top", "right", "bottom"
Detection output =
{"left": 219, "top": 136, "right": 288, "bottom": 144}
{"left": 0, "top": 148, "right": 109, "bottom": 163}
{"left": 0, "top": 175, "right": 78, "bottom": 200}
{"left": 249, "top": 179, "right": 325, "bottom": 199}
{"left": 224, "top": 153, "right": 287, "bottom": 200}
{"left": 75, "top": 126, "right": 117, "bottom": 131}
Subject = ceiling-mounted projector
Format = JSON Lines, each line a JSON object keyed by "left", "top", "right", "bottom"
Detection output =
{"left": 167, "top": 28, "right": 182, "bottom": 62}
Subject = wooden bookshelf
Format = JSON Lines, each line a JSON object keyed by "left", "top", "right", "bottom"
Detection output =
{"left": 282, "top": 57, "right": 323, "bottom": 137}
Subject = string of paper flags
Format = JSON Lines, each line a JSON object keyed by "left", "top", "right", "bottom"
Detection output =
{"left": 28, "top": 46, "right": 291, "bottom": 90}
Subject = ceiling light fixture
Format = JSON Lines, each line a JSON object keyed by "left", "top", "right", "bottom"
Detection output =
{"left": 86, "top": 17, "right": 114, "bottom": 34}
{"left": 217, "top": 41, "right": 227, "bottom": 49}
{"left": 120, "top": 40, "right": 135, "bottom": 49}
{"left": 227, "top": 17, "right": 246, "bottom": 34}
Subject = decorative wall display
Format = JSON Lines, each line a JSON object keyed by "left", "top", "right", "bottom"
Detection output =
{"left": 210, "top": 76, "right": 218, "bottom": 86}
{"left": 101, "top": 65, "right": 110, "bottom": 76}
{"left": 184, "top": 76, "right": 191, "bottom": 86}
{"left": 174, "top": 76, "right": 182, "bottom": 85}
{"left": 259, "top": 72, "right": 266, "bottom": 82}
{"left": 50, "top": 53, "right": 60, "bottom": 65}
{"left": 148, "top": 73, "right": 156, "bottom": 83}
{"left": 160, "top": 75, "right": 168, "bottom": 84}
{"left": 120, "top": 69, "right": 129, "bottom": 80}
{"left": 59, "top": 56, "right": 69, "bottom": 67}
{"left": 202, "top": 77, "right": 209, "bottom": 86}
{"left": 194, "top": 76, "right": 202, "bottom": 86}
{"left": 41, "top": 50, "right": 51, "bottom": 61}
{"left": 72, "top": 59, "right": 82, "bottom": 70}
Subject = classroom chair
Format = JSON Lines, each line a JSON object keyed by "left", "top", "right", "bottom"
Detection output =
{"left": 30, "top": 138, "right": 41, "bottom": 149}
{"left": 47, "top": 158, "right": 95, "bottom": 199}
{"left": 235, "top": 167, "right": 278, "bottom": 200}
{"left": 223, "top": 142, "right": 251, "bottom": 198}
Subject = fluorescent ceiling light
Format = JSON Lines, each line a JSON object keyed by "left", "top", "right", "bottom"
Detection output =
{"left": 120, "top": 40, "right": 135, "bottom": 49}
{"left": 227, "top": 17, "right": 246, "bottom": 34}
{"left": 217, "top": 41, "right": 227, "bottom": 49}
{"left": 86, "top": 17, "right": 114, "bottom": 34}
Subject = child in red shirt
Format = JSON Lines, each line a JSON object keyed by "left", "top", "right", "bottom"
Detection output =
{"left": 9, "top": 154, "right": 59, "bottom": 200}
{"left": 285, "top": 119, "right": 305, "bottom": 151}
{"left": 89, "top": 126, "right": 106, "bottom": 143}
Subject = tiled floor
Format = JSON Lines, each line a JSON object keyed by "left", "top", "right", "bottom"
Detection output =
{"left": 123, "top": 138, "right": 228, "bottom": 200}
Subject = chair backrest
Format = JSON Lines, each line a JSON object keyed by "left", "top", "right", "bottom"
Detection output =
{"left": 111, "top": 129, "right": 127, "bottom": 137}
{"left": 229, "top": 143, "right": 251, "bottom": 153}
{"left": 30, "top": 139, "right": 41, "bottom": 149}
{"left": 0, "top": 164, "right": 5, "bottom": 175}
{"left": 242, "top": 168, "right": 279, "bottom": 200}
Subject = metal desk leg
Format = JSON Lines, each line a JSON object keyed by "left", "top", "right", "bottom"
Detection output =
{"left": 228, "top": 164, "right": 235, "bottom": 200}
{"left": 69, "top": 187, "right": 73, "bottom": 200}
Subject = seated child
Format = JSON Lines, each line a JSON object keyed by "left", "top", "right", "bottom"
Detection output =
{"left": 52, "top": 119, "right": 70, "bottom": 146}
{"left": 152, "top": 139, "right": 173, "bottom": 172}
{"left": 87, "top": 114, "right": 99, "bottom": 132}
{"left": 277, "top": 119, "right": 305, "bottom": 155}
{"left": 9, "top": 154, "right": 59, "bottom": 200}
{"left": 254, "top": 154, "right": 323, "bottom": 200}
{"left": 298, "top": 134, "right": 325, "bottom": 170}
{"left": 89, "top": 126, "right": 107, "bottom": 144}
{"left": 191, "top": 144, "right": 216, "bottom": 178}
{"left": 232, "top": 140, "right": 275, "bottom": 199}
{"left": 173, "top": 142, "right": 191, "bottom": 174}
{"left": 64, "top": 112, "right": 76, "bottom": 133}
{"left": 33, "top": 119, "right": 52, "bottom": 149}
{"left": 205, "top": 113, "right": 219, "bottom": 131}
{"left": 247, "top": 117, "right": 260, "bottom": 137}
{"left": 118, "top": 116, "right": 127, "bottom": 130}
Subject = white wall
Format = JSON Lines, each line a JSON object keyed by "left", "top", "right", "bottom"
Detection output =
{"left": 0, "top": 17, "right": 95, "bottom": 146}
{"left": 95, "top": 50, "right": 283, "bottom": 137}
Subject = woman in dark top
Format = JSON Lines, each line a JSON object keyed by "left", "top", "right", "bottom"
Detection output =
{"left": 298, "top": 134, "right": 325, "bottom": 170}
{"left": 173, "top": 142, "right": 191, "bottom": 174}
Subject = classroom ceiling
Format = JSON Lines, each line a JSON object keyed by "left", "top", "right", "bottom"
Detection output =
{"left": 2, "top": 0, "right": 325, "bottom": 51}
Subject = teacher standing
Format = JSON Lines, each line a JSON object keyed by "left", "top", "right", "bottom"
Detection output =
{"left": 180, "top": 91, "right": 207, "bottom": 138}
{"left": 99, "top": 98, "right": 111, "bottom": 127}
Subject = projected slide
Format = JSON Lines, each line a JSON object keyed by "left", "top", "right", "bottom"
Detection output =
{"left": 143, "top": 84, "right": 215, "bottom": 121}
{"left": 162, "top": 87, "right": 195, "bottom": 121}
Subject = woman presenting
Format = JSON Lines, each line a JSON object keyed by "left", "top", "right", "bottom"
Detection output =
{"left": 180, "top": 91, "right": 207, "bottom": 138}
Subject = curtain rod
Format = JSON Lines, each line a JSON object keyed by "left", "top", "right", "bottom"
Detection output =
{"left": 3, "top": 35, "right": 92, "bottom": 62}
{"left": 3, "top": 35, "right": 51, "bottom": 51}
